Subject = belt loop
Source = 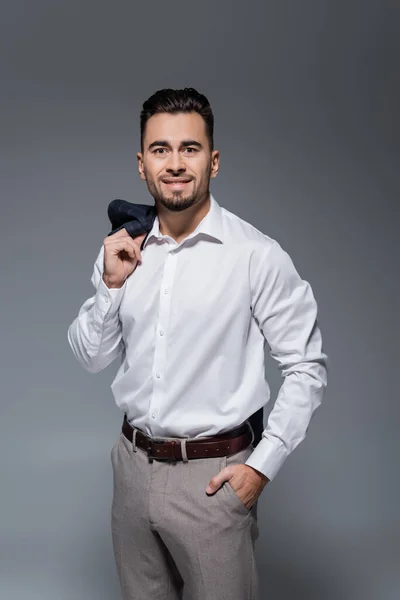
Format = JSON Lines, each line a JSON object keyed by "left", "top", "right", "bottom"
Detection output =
{"left": 246, "top": 419, "right": 255, "bottom": 446}
{"left": 132, "top": 428, "right": 138, "bottom": 452}
{"left": 180, "top": 439, "right": 189, "bottom": 463}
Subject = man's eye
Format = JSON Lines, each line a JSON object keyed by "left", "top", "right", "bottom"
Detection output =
{"left": 154, "top": 148, "right": 166, "bottom": 154}
{"left": 184, "top": 148, "right": 197, "bottom": 153}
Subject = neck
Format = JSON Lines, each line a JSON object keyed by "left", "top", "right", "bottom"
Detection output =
{"left": 156, "top": 191, "right": 211, "bottom": 243}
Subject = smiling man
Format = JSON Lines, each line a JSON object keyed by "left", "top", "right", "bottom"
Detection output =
{"left": 67, "top": 87, "right": 328, "bottom": 600}
{"left": 137, "top": 108, "right": 218, "bottom": 242}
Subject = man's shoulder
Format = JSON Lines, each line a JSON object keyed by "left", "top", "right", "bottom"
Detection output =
{"left": 220, "top": 204, "right": 276, "bottom": 251}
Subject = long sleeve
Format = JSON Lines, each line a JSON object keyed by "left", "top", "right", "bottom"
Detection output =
{"left": 67, "top": 244, "right": 127, "bottom": 373}
{"left": 245, "top": 239, "right": 328, "bottom": 481}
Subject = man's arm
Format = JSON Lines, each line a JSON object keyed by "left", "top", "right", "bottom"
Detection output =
{"left": 245, "top": 239, "right": 328, "bottom": 481}
{"left": 67, "top": 245, "right": 127, "bottom": 373}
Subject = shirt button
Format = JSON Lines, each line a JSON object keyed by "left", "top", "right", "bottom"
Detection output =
{"left": 151, "top": 413, "right": 156, "bottom": 418}
{"left": 164, "top": 289, "right": 169, "bottom": 294}
{"left": 104, "top": 296, "right": 109, "bottom": 303}
{"left": 156, "top": 373, "right": 161, "bottom": 379}
{"left": 159, "top": 330, "right": 164, "bottom": 336}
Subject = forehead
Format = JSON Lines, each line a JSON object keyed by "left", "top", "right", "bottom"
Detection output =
{"left": 144, "top": 112, "right": 207, "bottom": 146}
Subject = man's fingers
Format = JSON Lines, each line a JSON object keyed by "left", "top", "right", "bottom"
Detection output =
{"left": 106, "top": 227, "right": 129, "bottom": 239}
{"left": 105, "top": 237, "right": 142, "bottom": 261}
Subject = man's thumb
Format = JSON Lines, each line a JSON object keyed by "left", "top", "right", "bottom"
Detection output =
{"left": 205, "top": 472, "right": 226, "bottom": 495}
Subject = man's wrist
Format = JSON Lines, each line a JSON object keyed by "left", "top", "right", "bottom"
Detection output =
{"left": 247, "top": 465, "right": 270, "bottom": 486}
{"left": 102, "top": 274, "right": 124, "bottom": 289}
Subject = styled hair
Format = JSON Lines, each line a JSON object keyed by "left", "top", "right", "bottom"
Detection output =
{"left": 140, "top": 87, "right": 214, "bottom": 152}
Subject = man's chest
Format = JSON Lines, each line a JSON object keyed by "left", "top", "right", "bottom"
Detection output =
{"left": 118, "top": 242, "right": 252, "bottom": 332}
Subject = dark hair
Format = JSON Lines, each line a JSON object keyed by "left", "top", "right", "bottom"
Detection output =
{"left": 140, "top": 87, "right": 214, "bottom": 152}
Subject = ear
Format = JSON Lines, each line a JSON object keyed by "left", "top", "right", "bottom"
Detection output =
{"left": 210, "top": 149, "right": 220, "bottom": 178}
{"left": 137, "top": 152, "right": 146, "bottom": 180}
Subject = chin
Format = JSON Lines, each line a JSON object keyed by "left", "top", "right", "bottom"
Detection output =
{"left": 159, "top": 194, "right": 198, "bottom": 212}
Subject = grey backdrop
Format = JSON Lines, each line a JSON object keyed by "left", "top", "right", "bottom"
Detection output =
{"left": 1, "top": 1, "right": 398, "bottom": 599}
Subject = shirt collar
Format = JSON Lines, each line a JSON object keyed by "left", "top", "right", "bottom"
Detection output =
{"left": 142, "top": 193, "right": 224, "bottom": 249}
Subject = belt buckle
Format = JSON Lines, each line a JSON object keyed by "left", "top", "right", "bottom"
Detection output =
{"left": 170, "top": 440, "right": 177, "bottom": 460}
{"left": 145, "top": 438, "right": 155, "bottom": 459}
{"left": 146, "top": 438, "right": 177, "bottom": 461}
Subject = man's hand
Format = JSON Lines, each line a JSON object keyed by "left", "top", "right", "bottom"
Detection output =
{"left": 102, "top": 228, "right": 147, "bottom": 288}
{"left": 205, "top": 463, "right": 270, "bottom": 510}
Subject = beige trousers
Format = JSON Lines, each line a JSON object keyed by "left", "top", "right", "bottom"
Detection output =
{"left": 110, "top": 426, "right": 260, "bottom": 600}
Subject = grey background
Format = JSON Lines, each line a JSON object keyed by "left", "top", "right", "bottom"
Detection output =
{"left": 1, "top": 1, "right": 398, "bottom": 599}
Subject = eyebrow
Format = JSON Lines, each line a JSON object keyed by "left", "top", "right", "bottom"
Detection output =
{"left": 147, "top": 139, "right": 203, "bottom": 151}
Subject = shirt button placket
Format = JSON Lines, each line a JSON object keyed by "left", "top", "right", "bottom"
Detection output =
{"left": 150, "top": 247, "right": 178, "bottom": 429}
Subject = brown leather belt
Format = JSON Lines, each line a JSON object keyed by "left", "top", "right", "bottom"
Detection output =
{"left": 121, "top": 413, "right": 253, "bottom": 461}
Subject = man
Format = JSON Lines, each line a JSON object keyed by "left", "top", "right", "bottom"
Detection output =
{"left": 67, "top": 87, "right": 328, "bottom": 600}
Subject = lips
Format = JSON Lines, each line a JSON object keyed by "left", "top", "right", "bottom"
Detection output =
{"left": 162, "top": 179, "right": 192, "bottom": 190}
{"left": 162, "top": 179, "right": 192, "bottom": 184}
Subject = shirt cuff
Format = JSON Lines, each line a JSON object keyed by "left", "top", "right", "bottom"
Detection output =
{"left": 94, "top": 276, "right": 127, "bottom": 319}
{"left": 244, "top": 435, "right": 288, "bottom": 481}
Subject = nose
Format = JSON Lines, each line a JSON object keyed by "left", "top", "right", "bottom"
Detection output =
{"left": 166, "top": 150, "right": 186, "bottom": 174}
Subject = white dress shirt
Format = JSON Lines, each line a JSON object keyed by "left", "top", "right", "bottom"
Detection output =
{"left": 67, "top": 193, "right": 328, "bottom": 480}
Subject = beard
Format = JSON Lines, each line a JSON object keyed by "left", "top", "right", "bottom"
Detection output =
{"left": 157, "top": 190, "right": 199, "bottom": 212}
{"left": 144, "top": 164, "right": 211, "bottom": 213}
{"left": 146, "top": 180, "right": 205, "bottom": 212}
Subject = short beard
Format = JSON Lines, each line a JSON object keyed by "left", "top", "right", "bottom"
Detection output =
{"left": 157, "top": 192, "right": 199, "bottom": 212}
